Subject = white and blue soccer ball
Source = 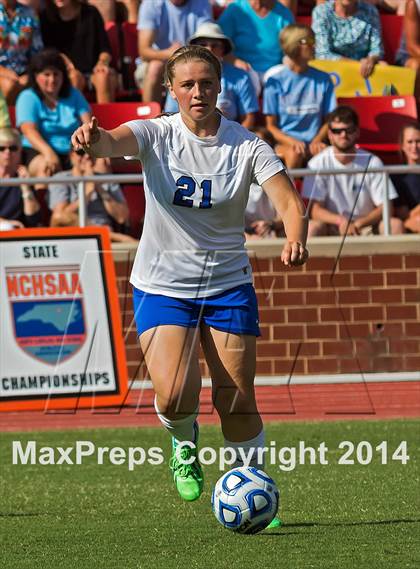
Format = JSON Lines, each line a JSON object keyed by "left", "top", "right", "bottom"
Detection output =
{"left": 212, "top": 466, "right": 279, "bottom": 534}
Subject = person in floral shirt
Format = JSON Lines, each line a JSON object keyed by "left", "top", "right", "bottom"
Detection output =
{"left": 0, "top": 0, "right": 43, "bottom": 104}
{"left": 312, "top": 0, "right": 384, "bottom": 78}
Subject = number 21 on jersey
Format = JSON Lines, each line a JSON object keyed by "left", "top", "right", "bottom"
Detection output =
{"left": 173, "top": 175, "right": 212, "bottom": 209}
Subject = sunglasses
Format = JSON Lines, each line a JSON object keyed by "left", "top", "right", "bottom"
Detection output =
{"left": 329, "top": 126, "right": 357, "bottom": 135}
{"left": 0, "top": 145, "right": 19, "bottom": 152}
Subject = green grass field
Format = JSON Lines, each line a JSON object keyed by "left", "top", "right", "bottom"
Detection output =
{"left": 1, "top": 419, "right": 419, "bottom": 569}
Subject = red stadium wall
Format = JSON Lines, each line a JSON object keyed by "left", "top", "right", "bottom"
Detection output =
{"left": 113, "top": 238, "right": 420, "bottom": 381}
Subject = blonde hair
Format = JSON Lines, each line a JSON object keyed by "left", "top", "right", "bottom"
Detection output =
{"left": 280, "top": 24, "right": 315, "bottom": 59}
{"left": 0, "top": 127, "right": 21, "bottom": 147}
{"left": 164, "top": 45, "right": 222, "bottom": 87}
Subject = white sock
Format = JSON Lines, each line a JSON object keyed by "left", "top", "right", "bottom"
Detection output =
{"left": 224, "top": 430, "right": 265, "bottom": 468}
{"left": 154, "top": 396, "right": 198, "bottom": 443}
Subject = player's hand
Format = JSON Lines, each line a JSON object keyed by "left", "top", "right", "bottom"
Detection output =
{"left": 71, "top": 117, "right": 100, "bottom": 152}
{"left": 281, "top": 241, "right": 308, "bottom": 267}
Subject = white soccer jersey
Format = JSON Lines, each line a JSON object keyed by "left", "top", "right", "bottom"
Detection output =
{"left": 125, "top": 113, "right": 284, "bottom": 298}
{"left": 302, "top": 146, "right": 397, "bottom": 219}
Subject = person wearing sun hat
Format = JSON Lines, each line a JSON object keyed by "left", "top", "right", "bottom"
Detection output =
{"left": 164, "top": 22, "right": 259, "bottom": 128}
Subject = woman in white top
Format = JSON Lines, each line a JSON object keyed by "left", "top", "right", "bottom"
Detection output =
{"left": 71, "top": 45, "right": 308, "bottom": 526}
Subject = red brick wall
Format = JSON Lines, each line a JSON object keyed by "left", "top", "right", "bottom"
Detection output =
{"left": 115, "top": 252, "right": 420, "bottom": 381}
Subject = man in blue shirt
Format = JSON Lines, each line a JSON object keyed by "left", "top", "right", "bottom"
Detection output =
{"left": 137, "top": 0, "right": 212, "bottom": 103}
{"left": 165, "top": 22, "right": 259, "bottom": 128}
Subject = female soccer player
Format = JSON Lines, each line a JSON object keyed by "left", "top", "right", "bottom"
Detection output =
{"left": 71, "top": 46, "right": 308, "bottom": 523}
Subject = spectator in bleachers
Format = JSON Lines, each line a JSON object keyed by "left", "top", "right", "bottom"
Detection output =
{"left": 0, "top": 0, "right": 44, "bottom": 104}
{"left": 302, "top": 105, "right": 404, "bottom": 236}
{"left": 263, "top": 23, "right": 336, "bottom": 169}
{"left": 0, "top": 89, "right": 10, "bottom": 127}
{"left": 137, "top": 0, "right": 212, "bottom": 103}
{"left": 391, "top": 123, "right": 420, "bottom": 233}
{"left": 0, "top": 127, "right": 41, "bottom": 229}
{"left": 312, "top": 0, "right": 384, "bottom": 78}
{"left": 245, "top": 126, "right": 285, "bottom": 238}
{"left": 213, "top": 0, "right": 296, "bottom": 13}
{"left": 48, "top": 147, "right": 136, "bottom": 242}
{"left": 316, "top": 0, "right": 406, "bottom": 15}
{"left": 16, "top": 48, "right": 91, "bottom": 179}
{"left": 87, "top": 0, "right": 139, "bottom": 23}
{"left": 165, "top": 22, "right": 258, "bottom": 128}
{"left": 87, "top": 0, "right": 115, "bottom": 23}
{"left": 40, "top": 0, "right": 118, "bottom": 103}
{"left": 395, "top": 0, "right": 420, "bottom": 99}
{"left": 218, "top": 0, "right": 294, "bottom": 88}
{"left": 366, "top": 0, "right": 406, "bottom": 13}
{"left": 119, "top": 0, "right": 140, "bottom": 22}
{"left": 16, "top": 0, "right": 42, "bottom": 13}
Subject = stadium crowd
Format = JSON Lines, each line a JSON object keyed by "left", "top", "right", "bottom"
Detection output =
{"left": 0, "top": 0, "right": 419, "bottom": 238}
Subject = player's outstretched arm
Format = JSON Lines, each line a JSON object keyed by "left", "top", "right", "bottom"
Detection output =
{"left": 71, "top": 117, "right": 139, "bottom": 159}
{"left": 262, "top": 171, "right": 309, "bottom": 267}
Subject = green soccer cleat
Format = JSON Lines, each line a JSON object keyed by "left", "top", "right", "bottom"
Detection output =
{"left": 169, "top": 422, "right": 203, "bottom": 502}
{"left": 266, "top": 517, "right": 282, "bottom": 530}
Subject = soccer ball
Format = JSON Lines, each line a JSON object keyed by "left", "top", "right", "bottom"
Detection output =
{"left": 212, "top": 466, "right": 279, "bottom": 534}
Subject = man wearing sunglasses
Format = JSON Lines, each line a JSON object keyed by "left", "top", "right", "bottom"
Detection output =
{"left": 0, "top": 127, "right": 41, "bottom": 231}
{"left": 302, "top": 106, "right": 404, "bottom": 237}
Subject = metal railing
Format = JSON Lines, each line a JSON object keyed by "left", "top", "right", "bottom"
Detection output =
{"left": 1, "top": 164, "right": 419, "bottom": 236}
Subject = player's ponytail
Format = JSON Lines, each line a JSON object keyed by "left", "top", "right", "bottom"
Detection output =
{"left": 164, "top": 45, "right": 222, "bottom": 87}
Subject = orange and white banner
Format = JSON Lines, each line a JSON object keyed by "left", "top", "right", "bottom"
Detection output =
{"left": 0, "top": 227, "right": 128, "bottom": 411}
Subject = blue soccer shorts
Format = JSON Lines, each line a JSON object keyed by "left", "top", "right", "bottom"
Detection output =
{"left": 132, "top": 284, "right": 261, "bottom": 337}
